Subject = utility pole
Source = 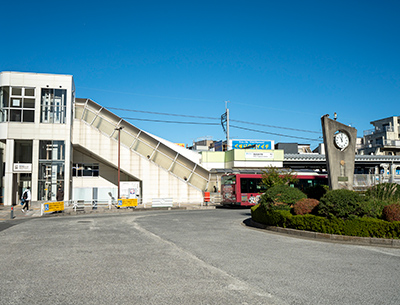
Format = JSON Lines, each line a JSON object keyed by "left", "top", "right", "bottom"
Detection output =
{"left": 225, "top": 101, "right": 230, "bottom": 150}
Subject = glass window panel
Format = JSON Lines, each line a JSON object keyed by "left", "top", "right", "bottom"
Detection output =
{"left": 24, "top": 98, "right": 35, "bottom": 108}
{"left": 1, "top": 86, "right": 10, "bottom": 107}
{"left": 120, "top": 131, "right": 136, "bottom": 148}
{"left": 56, "top": 163, "right": 65, "bottom": 180}
{"left": 132, "top": 140, "right": 154, "bottom": 157}
{"left": 23, "top": 110, "right": 34, "bottom": 122}
{"left": 11, "top": 98, "right": 22, "bottom": 107}
{"left": 194, "top": 166, "right": 209, "bottom": 180}
{"left": 82, "top": 108, "right": 96, "bottom": 124}
{"left": 152, "top": 151, "right": 173, "bottom": 170}
{"left": 10, "top": 109, "right": 22, "bottom": 122}
{"left": 55, "top": 89, "right": 67, "bottom": 106}
{"left": 137, "top": 132, "right": 158, "bottom": 149}
{"left": 12, "top": 87, "right": 22, "bottom": 96}
{"left": 170, "top": 162, "right": 191, "bottom": 180}
{"left": 188, "top": 173, "right": 208, "bottom": 191}
{"left": 39, "top": 140, "right": 52, "bottom": 159}
{"left": 93, "top": 116, "right": 115, "bottom": 136}
{"left": 24, "top": 88, "right": 35, "bottom": 96}
{"left": 0, "top": 109, "right": 8, "bottom": 122}
{"left": 53, "top": 141, "right": 65, "bottom": 160}
{"left": 75, "top": 105, "right": 84, "bottom": 119}
{"left": 83, "top": 165, "right": 92, "bottom": 176}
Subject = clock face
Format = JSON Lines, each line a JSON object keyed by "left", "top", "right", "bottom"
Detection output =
{"left": 334, "top": 131, "right": 349, "bottom": 150}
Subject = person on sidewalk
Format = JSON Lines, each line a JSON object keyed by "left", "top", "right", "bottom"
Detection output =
{"left": 21, "top": 187, "right": 31, "bottom": 213}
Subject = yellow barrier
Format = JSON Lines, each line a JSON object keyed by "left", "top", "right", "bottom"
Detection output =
{"left": 42, "top": 201, "right": 65, "bottom": 215}
{"left": 117, "top": 198, "right": 138, "bottom": 208}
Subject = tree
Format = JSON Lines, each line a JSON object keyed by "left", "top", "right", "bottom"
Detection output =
{"left": 261, "top": 166, "right": 298, "bottom": 191}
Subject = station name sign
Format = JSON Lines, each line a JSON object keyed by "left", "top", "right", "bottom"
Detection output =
{"left": 245, "top": 152, "right": 274, "bottom": 159}
{"left": 13, "top": 163, "right": 32, "bottom": 173}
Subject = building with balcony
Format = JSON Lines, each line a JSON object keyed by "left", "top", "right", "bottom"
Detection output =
{"left": 359, "top": 116, "right": 400, "bottom": 156}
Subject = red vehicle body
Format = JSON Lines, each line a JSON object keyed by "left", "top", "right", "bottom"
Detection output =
{"left": 221, "top": 172, "right": 328, "bottom": 207}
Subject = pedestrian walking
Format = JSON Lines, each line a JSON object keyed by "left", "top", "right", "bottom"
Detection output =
{"left": 21, "top": 187, "right": 31, "bottom": 212}
{"left": 57, "top": 186, "right": 64, "bottom": 201}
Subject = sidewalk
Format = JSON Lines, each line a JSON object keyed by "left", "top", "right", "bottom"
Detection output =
{"left": 0, "top": 201, "right": 217, "bottom": 221}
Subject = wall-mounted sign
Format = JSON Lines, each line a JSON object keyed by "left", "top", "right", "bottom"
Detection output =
{"left": 245, "top": 152, "right": 274, "bottom": 159}
{"left": 13, "top": 163, "right": 32, "bottom": 173}
{"left": 232, "top": 140, "right": 273, "bottom": 150}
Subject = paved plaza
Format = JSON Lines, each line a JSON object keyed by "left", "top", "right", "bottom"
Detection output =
{"left": 1, "top": 208, "right": 400, "bottom": 304}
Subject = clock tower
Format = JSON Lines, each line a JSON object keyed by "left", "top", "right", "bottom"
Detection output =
{"left": 321, "top": 115, "right": 357, "bottom": 190}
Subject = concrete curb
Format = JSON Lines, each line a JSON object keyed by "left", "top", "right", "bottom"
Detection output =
{"left": 0, "top": 204, "right": 216, "bottom": 220}
{"left": 248, "top": 219, "right": 400, "bottom": 248}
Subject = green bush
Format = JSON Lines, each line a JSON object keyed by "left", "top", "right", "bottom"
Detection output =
{"left": 251, "top": 208, "right": 400, "bottom": 239}
{"left": 304, "top": 184, "right": 328, "bottom": 200}
{"left": 317, "top": 189, "right": 365, "bottom": 219}
{"left": 383, "top": 203, "right": 400, "bottom": 222}
{"left": 360, "top": 199, "right": 388, "bottom": 219}
{"left": 366, "top": 183, "right": 400, "bottom": 203}
{"left": 293, "top": 198, "right": 319, "bottom": 215}
{"left": 259, "top": 184, "right": 306, "bottom": 212}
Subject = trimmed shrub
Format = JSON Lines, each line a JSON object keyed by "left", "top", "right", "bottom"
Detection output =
{"left": 251, "top": 208, "right": 400, "bottom": 239}
{"left": 304, "top": 184, "right": 328, "bottom": 200}
{"left": 383, "top": 204, "right": 400, "bottom": 222}
{"left": 317, "top": 189, "right": 365, "bottom": 219}
{"left": 259, "top": 184, "right": 306, "bottom": 212}
{"left": 293, "top": 198, "right": 319, "bottom": 215}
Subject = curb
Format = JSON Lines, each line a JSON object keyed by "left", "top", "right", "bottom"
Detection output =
{"left": 248, "top": 219, "right": 400, "bottom": 248}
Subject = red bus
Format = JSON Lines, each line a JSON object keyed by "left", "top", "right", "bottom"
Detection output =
{"left": 221, "top": 171, "right": 328, "bottom": 207}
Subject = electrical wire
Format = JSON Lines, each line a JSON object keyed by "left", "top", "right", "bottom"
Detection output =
{"left": 230, "top": 119, "right": 321, "bottom": 134}
{"left": 122, "top": 117, "right": 220, "bottom": 125}
{"left": 230, "top": 125, "right": 321, "bottom": 142}
{"left": 108, "top": 107, "right": 219, "bottom": 120}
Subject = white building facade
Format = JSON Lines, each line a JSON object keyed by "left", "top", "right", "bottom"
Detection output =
{"left": 0, "top": 72, "right": 209, "bottom": 206}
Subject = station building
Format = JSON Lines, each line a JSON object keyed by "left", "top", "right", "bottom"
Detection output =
{"left": 0, "top": 71, "right": 210, "bottom": 206}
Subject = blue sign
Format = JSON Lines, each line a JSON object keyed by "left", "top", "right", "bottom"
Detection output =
{"left": 232, "top": 140, "right": 272, "bottom": 150}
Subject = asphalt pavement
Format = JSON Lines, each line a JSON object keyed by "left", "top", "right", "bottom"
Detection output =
{"left": 1, "top": 208, "right": 400, "bottom": 305}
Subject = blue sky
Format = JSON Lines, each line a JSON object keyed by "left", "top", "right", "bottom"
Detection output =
{"left": 2, "top": 0, "right": 399, "bottom": 148}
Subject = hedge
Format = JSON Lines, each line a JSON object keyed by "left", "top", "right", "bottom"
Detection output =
{"left": 251, "top": 204, "right": 400, "bottom": 239}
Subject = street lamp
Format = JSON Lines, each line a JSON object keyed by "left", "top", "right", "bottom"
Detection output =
{"left": 115, "top": 126, "right": 124, "bottom": 199}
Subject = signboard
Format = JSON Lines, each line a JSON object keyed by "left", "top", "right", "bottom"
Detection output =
{"left": 120, "top": 182, "right": 140, "bottom": 200}
{"left": 13, "top": 163, "right": 32, "bottom": 173}
{"left": 41, "top": 201, "right": 64, "bottom": 215}
{"left": 231, "top": 140, "right": 273, "bottom": 150}
{"left": 117, "top": 198, "right": 138, "bottom": 208}
{"left": 245, "top": 152, "right": 274, "bottom": 159}
{"left": 175, "top": 143, "right": 185, "bottom": 147}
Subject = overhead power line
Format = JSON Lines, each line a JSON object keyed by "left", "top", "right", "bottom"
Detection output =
{"left": 230, "top": 119, "right": 321, "bottom": 134}
{"left": 108, "top": 106, "right": 322, "bottom": 139}
{"left": 230, "top": 125, "right": 321, "bottom": 142}
{"left": 122, "top": 117, "right": 220, "bottom": 125}
{"left": 108, "top": 107, "right": 219, "bottom": 120}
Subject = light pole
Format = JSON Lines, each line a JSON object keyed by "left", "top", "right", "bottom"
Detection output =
{"left": 115, "top": 126, "right": 124, "bottom": 199}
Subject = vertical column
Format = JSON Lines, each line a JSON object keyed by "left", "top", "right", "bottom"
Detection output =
{"left": 4, "top": 139, "right": 14, "bottom": 206}
{"left": 64, "top": 140, "right": 71, "bottom": 201}
{"left": 31, "top": 139, "right": 39, "bottom": 201}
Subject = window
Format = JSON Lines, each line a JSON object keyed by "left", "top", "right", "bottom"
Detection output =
{"left": 240, "top": 178, "right": 265, "bottom": 193}
{"left": 72, "top": 163, "right": 99, "bottom": 177}
{"left": 41, "top": 88, "right": 67, "bottom": 124}
{"left": 0, "top": 86, "right": 35, "bottom": 123}
{"left": 38, "top": 140, "right": 65, "bottom": 201}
